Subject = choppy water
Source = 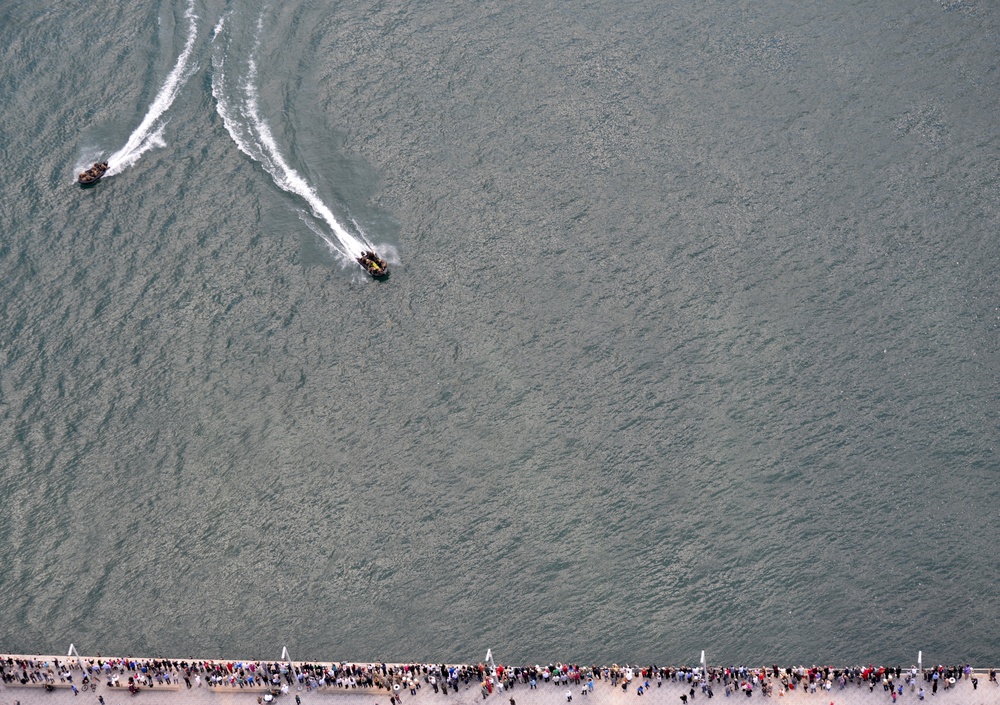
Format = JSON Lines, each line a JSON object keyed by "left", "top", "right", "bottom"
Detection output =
{"left": 0, "top": 0, "right": 998, "bottom": 665}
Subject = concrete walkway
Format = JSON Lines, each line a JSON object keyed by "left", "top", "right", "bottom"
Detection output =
{"left": 2, "top": 657, "right": 998, "bottom": 705}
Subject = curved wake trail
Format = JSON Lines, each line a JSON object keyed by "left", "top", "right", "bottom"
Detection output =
{"left": 211, "top": 16, "right": 372, "bottom": 260}
{"left": 105, "top": 0, "right": 200, "bottom": 175}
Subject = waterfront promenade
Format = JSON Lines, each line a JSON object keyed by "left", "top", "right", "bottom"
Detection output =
{"left": 2, "top": 654, "right": 997, "bottom": 705}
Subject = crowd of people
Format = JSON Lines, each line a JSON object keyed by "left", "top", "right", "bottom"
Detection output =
{"left": 1, "top": 655, "right": 996, "bottom": 702}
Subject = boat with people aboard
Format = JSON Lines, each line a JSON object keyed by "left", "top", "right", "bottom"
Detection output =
{"left": 78, "top": 161, "right": 109, "bottom": 186}
{"left": 358, "top": 250, "right": 389, "bottom": 278}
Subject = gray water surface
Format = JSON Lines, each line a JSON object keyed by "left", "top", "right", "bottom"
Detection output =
{"left": 0, "top": 0, "right": 997, "bottom": 664}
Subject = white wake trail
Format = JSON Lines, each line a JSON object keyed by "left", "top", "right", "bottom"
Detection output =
{"left": 106, "top": 0, "right": 200, "bottom": 174}
{"left": 211, "top": 16, "right": 371, "bottom": 260}
{"left": 243, "top": 56, "right": 370, "bottom": 258}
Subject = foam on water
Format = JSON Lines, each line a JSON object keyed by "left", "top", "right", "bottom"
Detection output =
{"left": 210, "top": 15, "right": 374, "bottom": 262}
{"left": 104, "top": 0, "right": 200, "bottom": 175}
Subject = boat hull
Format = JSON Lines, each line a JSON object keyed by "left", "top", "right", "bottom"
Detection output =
{"left": 78, "top": 162, "right": 109, "bottom": 186}
{"left": 358, "top": 251, "right": 389, "bottom": 278}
